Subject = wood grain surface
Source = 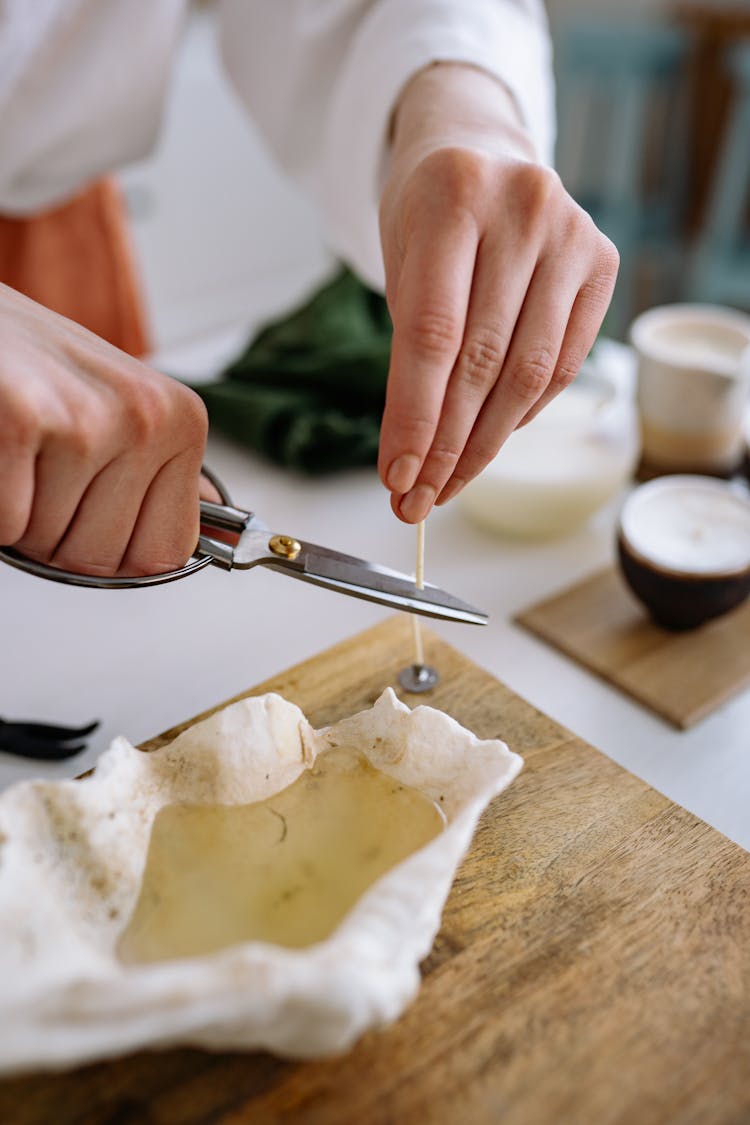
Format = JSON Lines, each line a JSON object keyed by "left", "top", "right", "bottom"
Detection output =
{"left": 516, "top": 567, "right": 750, "bottom": 729}
{"left": 1, "top": 616, "right": 748, "bottom": 1125}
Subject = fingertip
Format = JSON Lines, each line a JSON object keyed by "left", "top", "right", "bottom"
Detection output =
{"left": 389, "top": 490, "right": 426, "bottom": 524}
{"left": 390, "top": 492, "right": 408, "bottom": 521}
{"left": 396, "top": 483, "right": 436, "bottom": 524}
{"left": 384, "top": 452, "right": 421, "bottom": 494}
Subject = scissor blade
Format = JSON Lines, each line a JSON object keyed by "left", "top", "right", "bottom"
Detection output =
{"left": 262, "top": 538, "right": 488, "bottom": 625}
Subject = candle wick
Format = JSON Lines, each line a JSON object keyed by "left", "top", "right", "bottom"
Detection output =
{"left": 412, "top": 520, "right": 425, "bottom": 667}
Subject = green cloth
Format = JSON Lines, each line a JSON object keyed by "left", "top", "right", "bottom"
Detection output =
{"left": 192, "top": 268, "right": 392, "bottom": 474}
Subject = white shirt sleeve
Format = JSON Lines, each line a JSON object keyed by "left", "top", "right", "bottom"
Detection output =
{"left": 219, "top": 0, "right": 554, "bottom": 290}
{"left": 0, "top": 0, "right": 186, "bottom": 215}
{"left": 0, "top": 0, "right": 554, "bottom": 293}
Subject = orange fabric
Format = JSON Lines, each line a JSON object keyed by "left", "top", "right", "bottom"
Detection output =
{"left": 0, "top": 178, "right": 151, "bottom": 357}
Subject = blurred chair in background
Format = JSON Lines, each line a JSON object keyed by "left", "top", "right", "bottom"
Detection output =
{"left": 555, "top": 20, "right": 689, "bottom": 338}
{"left": 688, "top": 41, "right": 750, "bottom": 311}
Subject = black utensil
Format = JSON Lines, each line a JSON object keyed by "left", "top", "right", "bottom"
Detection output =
{"left": 0, "top": 718, "right": 100, "bottom": 761}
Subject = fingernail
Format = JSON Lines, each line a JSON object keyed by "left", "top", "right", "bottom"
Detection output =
{"left": 398, "top": 483, "right": 436, "bottom": 523}
{"left": 385, "top": 454, "right": 421, "bottom": 494}
{"left": 436, "top": 478, "right": 467, "bottom": 505}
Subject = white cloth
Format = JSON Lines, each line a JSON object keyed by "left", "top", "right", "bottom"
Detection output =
{"left": 0, "top": 0, "right": 553, "bottom": 287}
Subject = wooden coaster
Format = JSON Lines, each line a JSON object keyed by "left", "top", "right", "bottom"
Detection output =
{"left": 515, "top": 567, "right": 750, "bottom": 729}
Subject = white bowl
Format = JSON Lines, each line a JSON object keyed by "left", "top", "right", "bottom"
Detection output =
{"left": 459, "top": 367, "right": 639, "bottom": 540}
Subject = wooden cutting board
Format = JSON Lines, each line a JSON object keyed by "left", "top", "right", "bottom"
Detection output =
{"left": 1, "top": 616, "right": 748, "bottom": 1125}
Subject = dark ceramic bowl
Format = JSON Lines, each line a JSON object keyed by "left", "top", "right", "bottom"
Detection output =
{"left": 617, "top": 476, "right": 750, "bottom": 630}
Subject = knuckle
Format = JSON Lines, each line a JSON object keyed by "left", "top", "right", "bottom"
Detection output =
{"left": 421, "top": 147, "right": 489, "bottom": 217}
{"left": 513, "top": 164, "right": 561, "bottom": 224}
{"left": 120, "top": 372, "right": 202, "bottom": 450}
{"left": 458, "top": 329, "right": 506, "bottom": 391}
{"left": 551, "top": 359, "right": 581, "bottom": 390}
{"left": 422, "top": 440, "right": 463, "bottom": 479}
{"left": 569, "top": 217, "right": 620, "bottom": 284}
{"left": 407, "top": 308, "right": 462, "bottom": 362}
{"left": 0, "top": 503, "right": 30, "bottom": 545}
{"left": 558, "top": 209, "right": 591, "bottom": 249}
{"left": 386, "top": 411, "right": 436, "bottom": 448}
{"left": 120, "top": 376, "right": 168, "bottom": 446}
{"left": 0, "top": 391, "right": 38, "bottom": 452}
{"left": 581, "top": 249, "right": 620, "bottom": 308}
{"left": 582, "top": 276, "right": 616, "bottom": 311}
{"left": 63, "top": 408, "right": 102, "bottom": 462}
{"left": 506, "top": 347, "right": 555, "bottom": 401}
{"left": 177, "top": 387, "right": 209, "bottom": 449}
{"left": 596, "top": 235, "right": 621, "bottom": 278}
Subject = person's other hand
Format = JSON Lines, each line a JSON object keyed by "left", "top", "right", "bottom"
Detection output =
{"left": 378, "top": 63, "right": 619, "bottom": 523}
{"left": 0, "top": 284, "right": 210, "bottom": 577}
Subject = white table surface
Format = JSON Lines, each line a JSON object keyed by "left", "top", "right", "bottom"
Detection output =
{"left": 2, "top": 11, "right": 748, "bottom": 855}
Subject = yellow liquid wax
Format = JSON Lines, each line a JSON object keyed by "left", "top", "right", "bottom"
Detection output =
{"left": 118, "top": 747, "right": 444, "bottom": 963}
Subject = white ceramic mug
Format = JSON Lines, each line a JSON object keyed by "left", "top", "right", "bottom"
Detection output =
{"left": 630, "top": 304, "right": 750, "bottom": 475}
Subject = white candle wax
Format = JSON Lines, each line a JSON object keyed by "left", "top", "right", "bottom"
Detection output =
{"left": 652, "top": 322, "right": 749, "bottom": 375}
{"left": 460, "top": 380, "right": 638, "bottom": 539}
{"left": 620, "top": 477, "right": 750, "bottom": 576}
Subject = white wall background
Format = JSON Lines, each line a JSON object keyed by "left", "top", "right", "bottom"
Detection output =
{"left": 120, "top": 10, "right": 333, "bottom": 363}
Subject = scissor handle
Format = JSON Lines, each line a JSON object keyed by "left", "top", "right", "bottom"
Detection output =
{"left": 195, "top": 499, "right": 257, "bottom": 570}
{"left": 0, "top": 467, "right": 235, "bottom": 590}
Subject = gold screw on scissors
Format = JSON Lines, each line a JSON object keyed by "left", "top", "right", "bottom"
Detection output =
{"left": 268, "top": 535, "right": 302, "bottom": 560}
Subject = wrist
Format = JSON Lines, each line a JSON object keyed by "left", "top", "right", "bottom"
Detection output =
{"left": 390, "top": 62, "right": 536, "bottom": 165}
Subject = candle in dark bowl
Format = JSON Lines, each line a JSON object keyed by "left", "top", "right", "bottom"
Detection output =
{"left": 617, "top": 476, "right": 750, "bottom": 630}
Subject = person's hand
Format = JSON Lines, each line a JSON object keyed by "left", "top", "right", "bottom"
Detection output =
{"left": 378, "top": 63, "right": 619, "bottom": 523}
{"left": 0, "top": 284, "right": 211, "bottom": 577}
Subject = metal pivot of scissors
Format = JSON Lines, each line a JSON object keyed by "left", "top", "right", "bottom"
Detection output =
{"left": 0, "top": 469, "right": 488, "bottom": 626}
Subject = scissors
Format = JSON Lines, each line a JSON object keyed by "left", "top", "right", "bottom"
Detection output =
{"left": 0, "top": 469, "right": 487, "bottom": 626}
